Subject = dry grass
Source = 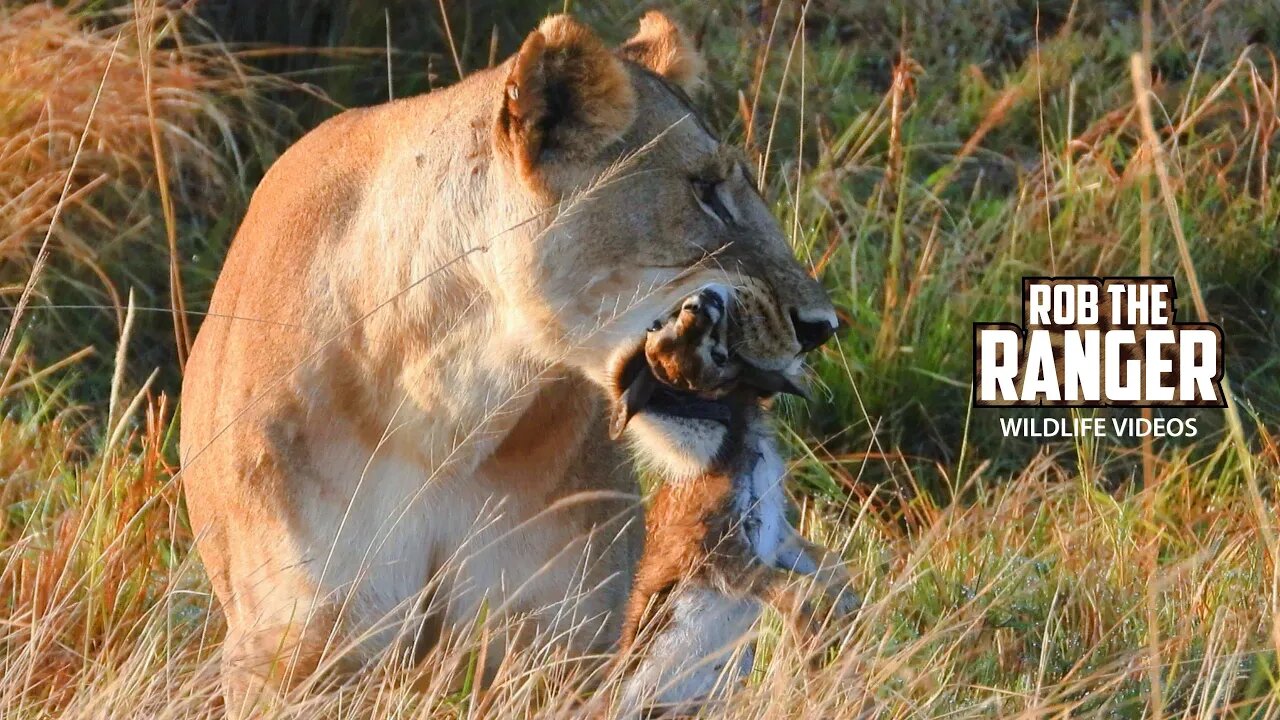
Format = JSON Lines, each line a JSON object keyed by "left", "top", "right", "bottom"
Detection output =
{"left": 0, "top": 4, "right": 217, "bottom": 281}
{"left": 1, "top": 396, "right": 1276, "bottom": 718}
{"left": 0, "top": 2, "right": 264, "bottom": 395}
{"left": 1, "top": 0, "right": 1279, "bottom": 718}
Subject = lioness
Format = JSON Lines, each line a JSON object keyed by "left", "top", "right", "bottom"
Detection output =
{"left": 180, "top": 11, "right": 836, "bottom": 714}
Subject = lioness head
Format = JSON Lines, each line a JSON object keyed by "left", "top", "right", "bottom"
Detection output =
{"left": 489, "top": 12, "right": 835, "bottom": 394}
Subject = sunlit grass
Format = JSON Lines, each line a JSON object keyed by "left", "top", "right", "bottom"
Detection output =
{"left": 3, "top": 389, "right": 1275, "bottom": 717}
{"left": 2, "top": 0, "right": 1278, "bottom": 717}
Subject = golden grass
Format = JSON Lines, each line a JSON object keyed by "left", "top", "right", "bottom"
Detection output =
{"left": 0, "top": 4, "right": 212, "bottom": 274}
{"left": 0, "top": 2, "right": 256, "bottom": 390}
{"left": 1, "top": 1, "right": 1278, "bottom": 717}
{"left": 1, "top": 397, "right": 1276, "bottom": 718}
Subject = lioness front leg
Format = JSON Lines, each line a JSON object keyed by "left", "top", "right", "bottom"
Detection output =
{"left": 215, "top": 559, "right": 350, "bottom": 718}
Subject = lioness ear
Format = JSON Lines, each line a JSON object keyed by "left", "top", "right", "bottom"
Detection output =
{"left": 618, "top": 11, "right": 704, "bottom": 95}
{"left": 496, "top": 15, "right": 636, "bottom": 184}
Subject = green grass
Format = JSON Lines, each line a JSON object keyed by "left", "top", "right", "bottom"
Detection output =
{"left": 2, "top": 0, "right": 1279, "bottom": 717}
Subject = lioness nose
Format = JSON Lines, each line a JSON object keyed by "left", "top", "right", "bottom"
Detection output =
{"left": 790, "top": 308, "right": 837, "bottom": 353}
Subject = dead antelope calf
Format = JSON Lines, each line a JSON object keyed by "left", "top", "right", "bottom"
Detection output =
{"left": 607, "top": 285, "right": 859, "bottom": 716}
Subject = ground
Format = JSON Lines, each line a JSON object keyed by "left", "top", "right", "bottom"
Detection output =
{"left": 1, "top": 1, "right": 1278, "bottom": 717}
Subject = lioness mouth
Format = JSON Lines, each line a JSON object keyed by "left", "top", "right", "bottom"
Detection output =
{"left": 608, "top": 339, "right": 808, "bottom": 440}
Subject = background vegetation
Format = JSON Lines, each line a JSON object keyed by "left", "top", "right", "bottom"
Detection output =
{"left": 1, "top": 0, "right": 1278, "bottom": 717}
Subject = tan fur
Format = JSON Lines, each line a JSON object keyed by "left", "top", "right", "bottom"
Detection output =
{"left": 728, "top": 277, "right": 803, "bottom": 370}
{"left": 619, "top": 462, "right": 854, "bottom": 657}
{"left": 615, "top": 294, "right": 855, "bottom": 665}
{"left": 620, "top": 469, "right": 730, "bottom": 652}
{"left": 601, "top": 292, "right": 852, "bottom": 715}
{"left": 179, "top": 12, "right": 834, "bottom": 715}
{"left": 497, "top": 16, "right": 636, "bottom": 190}
{"left": 618, "top": 11, "right": 706, "bottom": 94}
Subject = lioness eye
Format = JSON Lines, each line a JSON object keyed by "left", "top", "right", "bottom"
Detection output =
{"left": 691, "top": 178, "right": 733, "bottom": 225}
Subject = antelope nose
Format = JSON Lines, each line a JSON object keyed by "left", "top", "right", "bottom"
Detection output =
{"left": 790, "top": 308, "right": 837, "bottom": 353}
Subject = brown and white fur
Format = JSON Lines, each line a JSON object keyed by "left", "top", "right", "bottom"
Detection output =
{"left": 608, "top": 285, "right": 858, "bottom": 717}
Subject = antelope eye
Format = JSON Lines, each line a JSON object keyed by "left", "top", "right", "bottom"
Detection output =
{"left": 691, "top": 178, "right": 733, "bottom": 225}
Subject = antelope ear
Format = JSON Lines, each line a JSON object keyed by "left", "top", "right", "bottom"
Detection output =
{"left": 495, "top": 15, "right": 636, "bottom": 187}
{"left": 618, "top": 11, "right": 705, "bottom": 95}
{"left": 610, "top": 343, "right": 657, "bottom": 440}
